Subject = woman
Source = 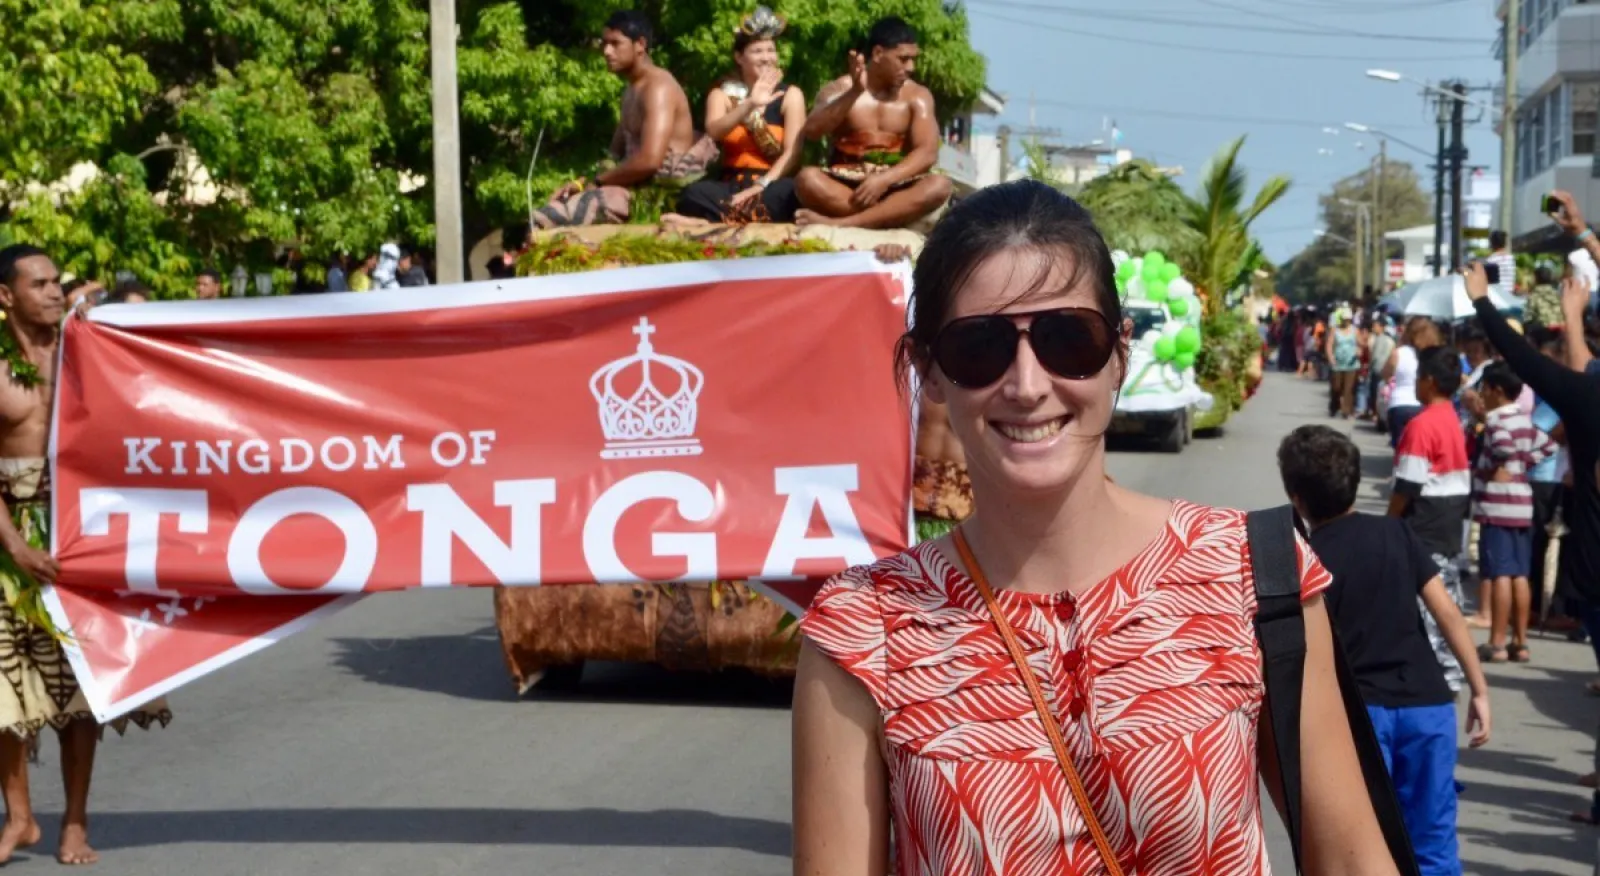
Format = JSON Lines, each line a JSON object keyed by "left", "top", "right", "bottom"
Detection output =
{"left": 1382, "top": 316, "right": 1442, "bottom": 449}
{"left": 793, "top": 180, "right": 1398, "bottom": 875}
{"left": 670, "top": 7, "right": 805, "bottom": 224}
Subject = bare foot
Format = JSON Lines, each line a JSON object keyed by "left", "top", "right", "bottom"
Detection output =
{"left": 659, "top": 213, "right": 710, "bottom": 231}
{"left": 794, "top": 209, "right": 842, "bottom": 228}
{"left": 56, "top": 822, "right": 96, "bottom": 866}
{"left": 0, "top": 816, "right": 41, "bottom": 863}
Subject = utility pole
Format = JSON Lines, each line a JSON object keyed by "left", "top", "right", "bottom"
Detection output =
{"left": 1448, "top": 81, "right": 1468, "bottom": 271}
{"left": 430, "top": 0, "right": 464, "bottom": 284}
{"left": 1432, "top": 98, "right": 1447, "bottom": 277}
{"left": 1371, "top": 140, "right": 1387, "bottom": 296}
{"left": 1353, "top": 207, "right": 1366, "bottom": 303}
{"left": 1501, "top": 0, "right": 1519, "bottom": 239}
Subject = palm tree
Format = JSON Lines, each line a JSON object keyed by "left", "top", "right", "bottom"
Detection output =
{"left": 1185, "top": 136, "right": 1290, "bottom": 317}
{"left": 1077, "top": 160, "right": 1200, "bottom": 266}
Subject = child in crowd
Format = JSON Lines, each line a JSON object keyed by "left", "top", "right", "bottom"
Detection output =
{"left": 1473, "top": 361, "right": 1557, "bottom": 663}
{"left": 1388, "top": 345, "right": 1474, "bottom": 690}
{"left": 1279, "top": 425, "right": 1491, "bottom": 876}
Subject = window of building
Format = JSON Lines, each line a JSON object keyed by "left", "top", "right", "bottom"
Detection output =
{"left": 1531, "top": 96, "right": 1547, "bottom": 173}
{"left": 1573, "top": 81, "right": 1599, "bottom": 155}
{"left": 1550, "top": 86, "right": 1567, "bottom": 161}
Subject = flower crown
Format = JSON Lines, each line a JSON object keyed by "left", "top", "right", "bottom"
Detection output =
{"left": 737, "top": 6, "right": 786, "bottom": 40}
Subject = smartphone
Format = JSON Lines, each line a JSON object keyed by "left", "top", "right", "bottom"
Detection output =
{"left": 1483, "top": 262, "right": 1501, "bottom": 286}
{"left": 1544, "top": 194, "right": 1561, "bottom": 215}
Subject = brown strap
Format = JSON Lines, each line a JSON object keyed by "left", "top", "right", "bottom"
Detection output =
{"left": 952, "top": 527, "right": 1126, "bottom": 876}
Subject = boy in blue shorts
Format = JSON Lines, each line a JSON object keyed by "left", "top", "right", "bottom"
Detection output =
{"left": 1472, "top": 361, "right": 1557, "bottom": 663}
{"left": 1279, "top": 425, "right": 1491, "bottom": 876}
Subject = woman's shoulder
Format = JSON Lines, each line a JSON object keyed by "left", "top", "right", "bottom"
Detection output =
{"left": 807, "top": 541, "right": 950, "bottom": 611}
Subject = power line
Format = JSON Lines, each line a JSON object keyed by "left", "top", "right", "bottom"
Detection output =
{"left": 1023, "top": 96, "right": 1450, "bottom": 134}
{"left": 964, "top": 0, "right": 1488, "bottom": 44}
{"left": 969, "top": 9, "right": 1490, "bottom": 62}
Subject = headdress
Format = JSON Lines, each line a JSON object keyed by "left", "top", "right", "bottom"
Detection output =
{"left": 737, "top": 6, "right": 786, "bottom": 41}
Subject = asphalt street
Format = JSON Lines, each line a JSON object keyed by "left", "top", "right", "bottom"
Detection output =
{"left": 9, "top": 372, "right": 1596, "bottom": 875}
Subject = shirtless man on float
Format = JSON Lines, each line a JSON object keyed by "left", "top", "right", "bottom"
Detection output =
{"left": 793, "top": 17, "right": 952, "bottom": 229}
{"left": 534, "top": 11, "right": 714, "bottom": 229}
{"left": 0, "top": 245, "right": 170, "bottom": 867}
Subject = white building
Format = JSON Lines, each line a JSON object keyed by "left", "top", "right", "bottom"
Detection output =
{"left": 938, "top": 87, "right": 1008, "bottom": 195}
{"left": 1385, "top": 224, "right": 1448, "bottom": 284}
{"left": 1496, "top": 0, "right": 1600, "bottom": 249}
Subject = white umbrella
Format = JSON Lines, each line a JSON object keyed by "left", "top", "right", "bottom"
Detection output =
{"left": 1397, "top": 275, "right": 1517, "bottom": 321}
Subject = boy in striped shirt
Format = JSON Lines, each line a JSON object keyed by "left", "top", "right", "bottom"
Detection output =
{"left": 1473, "top": 361, "right": 1556, "bottom": 663}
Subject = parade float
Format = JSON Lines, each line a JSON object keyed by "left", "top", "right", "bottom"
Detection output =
{"left": 494, "top": 222, "right": 950, "bottom": 692}
{"left": 1109, "top": 250, "right": 1213, "bottom": 452}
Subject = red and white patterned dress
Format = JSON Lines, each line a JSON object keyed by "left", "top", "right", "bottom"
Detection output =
{"left": 801, "top": 500, "right": 1331, "bottom": 875}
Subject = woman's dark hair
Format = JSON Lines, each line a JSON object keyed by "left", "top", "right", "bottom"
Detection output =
{"left": 104, "top": 279, "right": 150, "bottom": 304}
{"left": 1416, "top": 345, "right": 1462, "bottom": 396}
{"left": 1479, "top": 360, "right": 1523, "bottom": 400}
{"left": 1277, "top": 425, "right": 1360, "bottom": 524}
{"left": 1535, "top": 264, "right": 1555, "bottom": 285}
{"left": 896, "top": 179, "right": 1123, "bottom": 388}
{"left": 604, "top": 10, "right": 654, "bottom": 48}
{"left": 733, "top": 31, "right": 774, "bottom": 54}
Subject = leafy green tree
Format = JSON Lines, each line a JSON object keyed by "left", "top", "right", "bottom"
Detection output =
{"left": 1184, "top": 136, "right": 1289, "bottom": 318}
{"left": 0, "top": 0, "right": 181, "bottom": 199}
{"left": 1277, "top": 160, "right": 1430, "bottom": 304}
{"left": 1077, "top": 160, "right": 1201, "bottom": 267}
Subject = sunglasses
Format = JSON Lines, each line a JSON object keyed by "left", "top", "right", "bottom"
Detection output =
{"left": 930, "top": 307, "right": 1116, "bottom": 389}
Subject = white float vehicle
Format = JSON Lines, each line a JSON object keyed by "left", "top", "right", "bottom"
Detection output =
{"left": 1112, "top": 298, "right": 1214, "bottom": 453}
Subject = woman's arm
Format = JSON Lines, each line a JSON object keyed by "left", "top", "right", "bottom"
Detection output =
{"left": 702, "top": 88, "right": 749, "bottom": 142}
{"left": 1560, "top": 277, "right": 1595, "bottom": 374}
{"left": 767, "top": 87, "right": 808, "bottom": 182}
{"left": 793, "top": 640, "right": 891, "bottom": 876}
{"left": 1259, "top": 596, "right": 1400, "bottom": 876}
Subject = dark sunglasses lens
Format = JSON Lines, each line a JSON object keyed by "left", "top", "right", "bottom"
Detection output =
{"left": 1030, "top": 310, "right": 1113, "bottom": 378}
{"left": 934, "top": 318, "right": 1017, "bottom": 387}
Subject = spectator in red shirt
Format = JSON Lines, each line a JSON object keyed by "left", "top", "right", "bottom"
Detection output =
{"left": 1389, "top": 345, "right": 1473, "bottom": 691}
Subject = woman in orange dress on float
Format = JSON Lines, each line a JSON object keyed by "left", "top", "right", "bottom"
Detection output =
{"left": 671, "top": 7, "right": 805, "bottom": 224}
{"left": 792, "top": 180, "right": 1401, "bottom": 875}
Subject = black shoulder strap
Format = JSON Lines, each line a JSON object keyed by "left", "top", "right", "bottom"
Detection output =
{"left": 1247, "top": 505, "right": 1422, "bottom": 876}
{"left": 1245, "top": 506, "right": 1306, "bottom": 872}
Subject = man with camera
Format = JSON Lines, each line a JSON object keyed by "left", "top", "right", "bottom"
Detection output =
{"left": 1465, "top": 189, "right": 1600, "bottom": 824}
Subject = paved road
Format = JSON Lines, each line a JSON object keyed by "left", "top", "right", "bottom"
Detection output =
{"left": 10, "top": 373, "right": 1597, "bottom": 874}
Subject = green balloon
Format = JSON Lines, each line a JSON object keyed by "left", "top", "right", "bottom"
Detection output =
{"left": 1145, "top": 251, "right": 1167, "bottom": 269}
{"left": 1116, "top": 260, "right": 1137, "bottom": 280}
{"left": 1167, "top": 296, "right": 1190, "bottom": 317}
{"left": 1162, "top": 263, "right": 1182, "bottom": 282}
{"left": 1153, "top": 337, "right": 1177, "bottom": 362}
{"left": 1148, "top": 280, "right": 1170, "bottom": 299}
{"left": 1174, "top": 352, "right": 1196, "bottom": 370}
{"left": 1175, "top": 325, "right": 1202, "bottom": 355}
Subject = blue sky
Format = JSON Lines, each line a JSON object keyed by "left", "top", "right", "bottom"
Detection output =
{"left": 963, "top": 0, "right": 1505, "bottom": 263}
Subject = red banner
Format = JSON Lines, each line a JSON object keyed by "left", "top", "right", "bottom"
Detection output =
{"left": 46, "top": 253, "right": 913, "bottom": 719}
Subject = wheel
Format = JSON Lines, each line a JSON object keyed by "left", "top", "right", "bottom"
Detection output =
{"left": 1158, "top": 414, "right": 1185, "bottom": 454}
{"left": 527, "top": 661, "right": 585, "bottom": 693}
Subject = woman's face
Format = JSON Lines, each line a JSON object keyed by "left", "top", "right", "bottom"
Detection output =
{"left": 736, "top": 39, "right": 778, "bottom": 81}
{"left": 921, "top": 248, "right": 1123, "bottom": 499}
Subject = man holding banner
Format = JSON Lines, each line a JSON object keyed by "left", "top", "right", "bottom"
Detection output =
{"left": 0, "top": 244, "right": 170, "bottom": 867}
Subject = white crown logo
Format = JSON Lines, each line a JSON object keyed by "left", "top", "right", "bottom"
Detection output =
{"left": 591, "top": 317, "right": 705, "bottom": 459}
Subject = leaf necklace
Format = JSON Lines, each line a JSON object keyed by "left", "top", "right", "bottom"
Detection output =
{"left": 0, "top": 318, "right": 43, "bottom": 390}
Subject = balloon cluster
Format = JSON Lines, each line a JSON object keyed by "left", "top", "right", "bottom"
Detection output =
{"left": 1112, "top": 250, "right": 1204, "bottom": 372}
